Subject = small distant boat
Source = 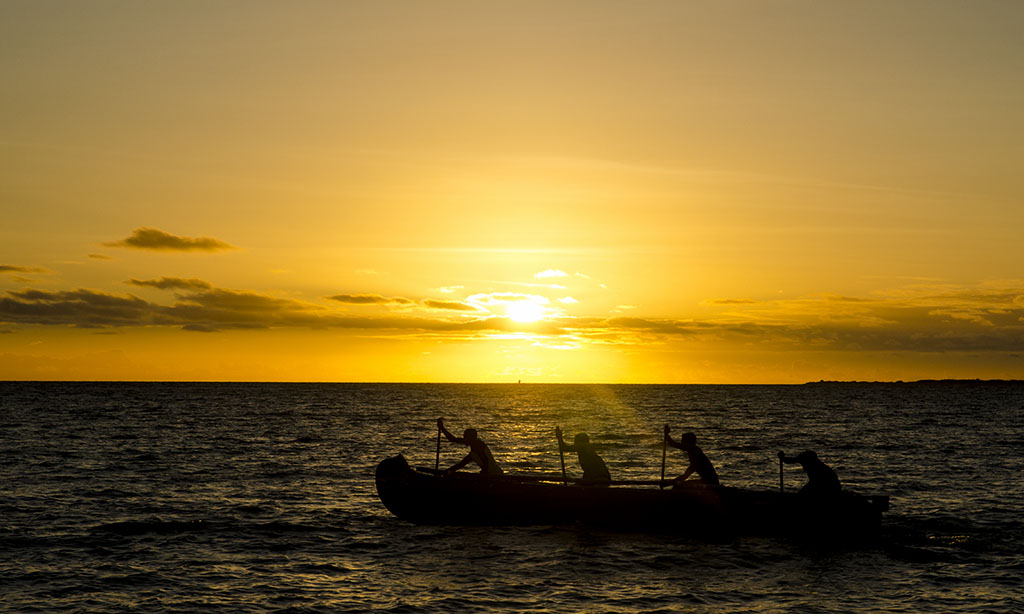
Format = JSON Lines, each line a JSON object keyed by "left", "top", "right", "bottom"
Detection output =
{"left": 375, "top": 455, "right": 889, "bottom": 538}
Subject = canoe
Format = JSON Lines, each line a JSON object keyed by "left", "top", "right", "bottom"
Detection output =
{"left": 375, "top": 454, "right": 889, "bottom": 538}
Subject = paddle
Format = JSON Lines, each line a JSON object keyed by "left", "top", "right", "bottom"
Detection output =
{"left": 435, "top": 418, "right": 442, "bottom": 473}
{"left": 660, "top": 424, "right": 669, "bottom": 490}
{"left": 555, "top": 426, "right": 568, "bottom": 486}
{"left": 778, "top": 450, "right": 784, "bottom": 493}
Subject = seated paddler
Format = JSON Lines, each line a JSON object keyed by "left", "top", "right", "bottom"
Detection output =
{"left": 437, "top": 418, "right": 503, "bottom": 476}
{"left": 664, "top": 425, "right": 720, "bottom": 486}
{"left": 556, "top": 426, "right": 611, "bottom": 486}
{"left": 778, "top": 450, "right": 840, "bottom": 497}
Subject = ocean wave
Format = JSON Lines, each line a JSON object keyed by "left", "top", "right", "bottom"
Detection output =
{"left": 93, "top": 519, "right": 210, "bottom": 536}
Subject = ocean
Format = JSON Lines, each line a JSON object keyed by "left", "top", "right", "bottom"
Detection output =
{"left": 1, "top": 382, "right": 1022, "bottom": 613}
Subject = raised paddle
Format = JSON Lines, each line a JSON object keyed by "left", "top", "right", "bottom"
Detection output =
{"left": 435, "top": 418, "right": 442, "bottom": 473}
{"left": 660, "top": 424, "right": 669, "bottom": 489}
{"left": 778, "top": 450, "right": 784, "bottom": 493}
{"left": 555, "top": 426, "right": 568, "bottom": 486}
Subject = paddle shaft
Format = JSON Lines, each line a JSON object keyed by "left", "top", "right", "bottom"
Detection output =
{"left": 558, "top": 437, "right": 568, "bottom": 486}
{"left": 779, "top": 457, "right": 784, "bottom": 493}
{"left": 435, "top": 424, "right": 442, "bottom": 472}
{"left": 660, "top": 430, "right": 668, "bottom": 489}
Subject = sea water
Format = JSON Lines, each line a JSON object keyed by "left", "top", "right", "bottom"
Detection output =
{"left": 1, "top": 382, "right": 1022, "bottom": 613}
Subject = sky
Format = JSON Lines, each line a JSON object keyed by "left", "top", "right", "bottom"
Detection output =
{"left": 2, "top": 1, "right": 1023, "bottom": 383}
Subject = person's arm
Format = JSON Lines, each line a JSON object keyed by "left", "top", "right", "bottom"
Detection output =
{"left": 680, "top": 464, "right": 695, "bottom": 480}
{"left": 438, "top": 418, "right": 464, "bottom": 444}
{"left": 446, "top": 454, "right": 472, "bottom": 474}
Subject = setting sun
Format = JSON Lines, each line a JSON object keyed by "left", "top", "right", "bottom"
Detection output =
{"left": 507, "top": 301, "right": 547, "bottom": 324}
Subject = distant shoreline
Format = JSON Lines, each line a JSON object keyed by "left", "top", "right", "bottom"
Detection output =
{"left": 803, "top": 379, "right": 1023, "bottom": 385}
{"left": 1, "top": 379, "right": 1022, "bottom": 385}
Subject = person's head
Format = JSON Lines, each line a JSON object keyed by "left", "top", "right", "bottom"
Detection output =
{"left": 796, "top": 450, "right": 818, "bottom": 463}
{"left": 463, "top": 428, "right": 478, "bottom": 441}
{"left": 573, "top": 433, "right": 590, "bottom": 447}
{"left": 680, "top": 432, "right": 697, "bottom": 449}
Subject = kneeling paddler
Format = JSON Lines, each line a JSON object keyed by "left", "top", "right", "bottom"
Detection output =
{"left": 437, "top": 418, "right": 503, "bottom": 476}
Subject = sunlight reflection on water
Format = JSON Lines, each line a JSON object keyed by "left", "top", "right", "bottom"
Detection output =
{"left": 1, "top": 382, "right": 1022, "bottom": 613}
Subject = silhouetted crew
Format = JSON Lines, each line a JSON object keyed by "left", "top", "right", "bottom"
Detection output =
{"left": 437, "top": 418, "right": 503, "bottom": 475}
{"left": 778, "top": 450, "right": 840, "bottom": 496}
{"left": 664, "top": 426, "right": 720, "bottom": 486}
{"left": 556, "top": 427, "right": 611, "bottom": 485}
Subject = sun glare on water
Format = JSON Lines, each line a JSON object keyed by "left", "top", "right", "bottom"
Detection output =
{"left": 507, "top": 301, "right": 546, "bottom": 323}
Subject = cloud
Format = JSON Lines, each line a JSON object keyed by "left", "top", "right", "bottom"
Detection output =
{"left": 104, "top": 227, "right": 236, "bottom": 252}
{"left": 327, "top": 293, "right": 414, "bottom": 305}
{"left": 0, "top": 284, "right": 563, "bottom": 335}
{"left": 467, "top": 292, "right": 549, "bottom": 307}
{"left": 705, "top": 298, "right": 757, "bottom": 305}
{"left": 88, "top": 254, "right": 113, "bottom": 260}
{"left": 422, "top": 299, "right": 481, "bottom": 312}
{"left": 558, "top": 296, "right": 579, "bottom": 304}
{"left": 1, "top": 265, "right": 49, "bottom": 274}
{"left": 535, "top": 269, "right": 569, "bottom": 279}
{"left": 437, "top": 286, "right": 464, "bottom": 294}
{"left": 126, "top": 277, "right": 213, "bottom": 290}
{"left": 0, "top": 288, "right": 156, "bottom": 328}
{"left": 3, "top": 280, "right": 1023, "bottom": 353}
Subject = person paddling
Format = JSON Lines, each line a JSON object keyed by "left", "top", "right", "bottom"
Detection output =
{"left": 664, "top": 425, "right": 720, "bottom": 486}
{"left": 778, "top": 450, "right": 840, "bottom": 497}
{"left": 556, "top": 426, "right": 611, "bottom": 486}
{"left": 437, "top": 418, "right": 503, "bottom": 475}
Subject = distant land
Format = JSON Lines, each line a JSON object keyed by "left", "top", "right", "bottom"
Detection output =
{"left": 804, "top": 379, "right": 1023, "bottom": 385}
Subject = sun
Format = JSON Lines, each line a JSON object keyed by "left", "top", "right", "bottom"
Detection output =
{"left": 507, "top": 301, "right": 546, "bottom": 323}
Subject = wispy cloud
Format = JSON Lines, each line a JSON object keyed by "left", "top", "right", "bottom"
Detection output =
{"left": 1, "top": 264, "right": 50, "bottom": 274}
{"left": 126, "top": 277, "right": 213, "bottom": 290}
{"left": 535, "top": 269, "right": 569, "bottom": 279}
{"left": 422, "top": 299, "right": 481, "bottom": 312}
{"left": 88, "top": 254, "right": 113, "bottom": 260}
{"left": 327, "top": 293, "right": 414, "bottom": 305}
{"left": 467, "top": 292, "right": 550, "bottom": 307}
{"left": 104, "top": 228, "right": 236, "bottom": 252}
{"left": 704, "top": 298, "right": 757, "bottom": 305}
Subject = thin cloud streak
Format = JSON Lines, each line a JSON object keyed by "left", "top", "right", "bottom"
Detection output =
{"left": 327, "top": 294, "right": 415, "bottom": 305}
{"left": 104, "top": 228, "right": 236, "bottom": 252}
{"left": 1, "top": 265, "right": 50, "bottom": 274}
{"left": 127, "top": 277, "right": 213, "bottom": 290}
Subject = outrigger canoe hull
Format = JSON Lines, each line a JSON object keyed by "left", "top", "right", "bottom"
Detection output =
{"left": 375, "top": 455, "right": 888, "bottom": 537}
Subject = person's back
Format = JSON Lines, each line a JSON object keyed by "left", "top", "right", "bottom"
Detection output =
{"left": 780, "top": 450, "right": 840, "bottom": 496}
{"left": 684, "top": 444, "right": 720, "bottom": 486}
{"left": 467, "top": 437, "right": 503, "bottom": 476}
{"left": 557, "top": 428, "right": 611, "bottom": 485}
{"left": 665, "top": 427, "right": 720, "bottom": 486}
{"left": 575, "top": 439, "right": 611, "bottom": 483}
{"left": 438, "top": 418, "right": 503, "bottom": 475}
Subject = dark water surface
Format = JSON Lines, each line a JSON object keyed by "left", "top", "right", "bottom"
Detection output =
{"left": 2, "top": 382, "right": 1022, "bottom": 613}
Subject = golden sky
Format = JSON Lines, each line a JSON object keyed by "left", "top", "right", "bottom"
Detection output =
{"left": 2, "top": 1, "right": 1023, "bottom": 382}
